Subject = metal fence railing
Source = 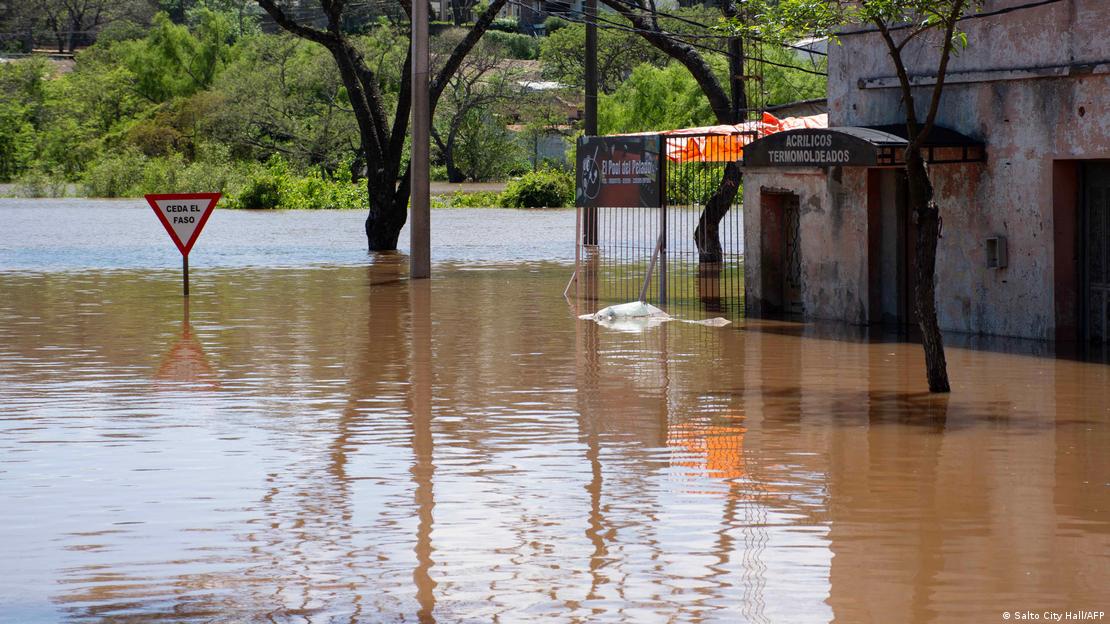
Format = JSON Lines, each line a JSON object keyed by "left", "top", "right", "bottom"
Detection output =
{"left": 572, "top": 133, "right": 745, "bottom": 319}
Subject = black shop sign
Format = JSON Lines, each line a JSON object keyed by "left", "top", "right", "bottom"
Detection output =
{"left": 576, "top": 135, "right": 662, "bottom": 208}
{"left": 744, "top": 129, "right": 880, "bottom": 167}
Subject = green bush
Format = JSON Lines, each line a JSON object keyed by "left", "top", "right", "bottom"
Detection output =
{"left": 489, "top": 17, "right": 519, "bottom": 33}
{"left": 500, "top": 167, "right": 573, "bottom": 208}
{"left": 666, "top": 162, "right": 737, "bottom": 206}
{"left": 82, "top": 148, "right": 148, "bottom": 197}
{"left": 225, "top": 156, "right": 368, "bottom": 210}
{"left": 430, "top": 164, "right": 448, "bottom": 181}
{"left": 0, "top": 103, "right": 35, "bottom": 182}
{"left": 543, "top": 16, "right": 569, "bottom": 34}
{"left": 14, "top": 167, "right": 67, "bottom": 198}
{"left": 176, "top": 144, "right": 243, "bottom": 196}
{"left": 484, "top": 31, "right": 538, "bottom": 60}
{"left": 232, "top": 169, "right": 282, "bottom": 209}
{"left": 438, "top": 190, "right": 501, "bottom": 208}
{"left": 450, "top": 109, "right": 528, "bottom": 181}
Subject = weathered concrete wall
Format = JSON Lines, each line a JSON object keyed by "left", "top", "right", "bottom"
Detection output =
{"left": 744, "top": 167, "right": 871, "bottom": 323}
{"left": 809, "top": 0, "right": 1110, "bottom": 339}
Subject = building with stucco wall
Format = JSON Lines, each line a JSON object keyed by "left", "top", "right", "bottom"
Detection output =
{"left": 741, "top": 0, "right": 1110, "bottom": 343}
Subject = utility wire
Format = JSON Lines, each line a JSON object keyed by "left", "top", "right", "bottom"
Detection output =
{"left": 836, "top": 0, "right": 1066, "bottom": 35}
{"left": 507, "top": 0, "right": 827, "bottom": 77}
{"left": 607, "top": 0, "right": 827, "bottom": 57}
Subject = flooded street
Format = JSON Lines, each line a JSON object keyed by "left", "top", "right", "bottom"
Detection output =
{"left": 1, "top": 201, "right": 1108, "bottom": 623}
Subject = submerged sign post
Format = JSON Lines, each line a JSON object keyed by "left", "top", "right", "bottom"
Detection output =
{"left": 145, "top": 193, "right": 220, "bottom": 296}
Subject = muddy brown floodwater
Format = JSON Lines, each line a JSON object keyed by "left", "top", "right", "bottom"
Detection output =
{"left": 1, "top": 202, "right": 1108, "bottom": 623}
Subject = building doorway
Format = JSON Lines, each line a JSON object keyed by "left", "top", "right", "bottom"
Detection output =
{"left": 1081, "top": 162, "right": 1110, "bottom": 343}
{"left": 868, "top": 169, "right": 916, "bottom": 326}
{"left": 760, "top": 191, "right": 803, "bottom": 315}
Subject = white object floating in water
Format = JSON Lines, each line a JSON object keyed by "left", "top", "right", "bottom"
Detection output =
{"left": 682, "top": 317, "right": 732, "bottom": 327}
{"left": 578, "top": 301, "right": 731, "bottom": 331}
{"left": 580, "top": 301, "right": 670, "bottom": 321}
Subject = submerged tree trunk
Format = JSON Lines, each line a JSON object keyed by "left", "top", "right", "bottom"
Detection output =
{"left": 905, "top": 150, "right": 950, "bottom": 393}
{"left": 258, "top": 0, "right": 506, "bottom": 252}
{"left": 693, "top": 162, "right": 742, "bottom": 262}
{"left": 365, "top": 182, "right": 410, "bottom": 251}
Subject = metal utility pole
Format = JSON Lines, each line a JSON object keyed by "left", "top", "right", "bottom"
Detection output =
{"left": 583, "top": 0, "right": 599, "bottom": 245}
{"left": 411, "top": 0, "right": 432, "bottom": 279}
{"left": 724, "top": 2, "right": 746, "bottom": 123}
{"left": 728, "top": 37, "right": 745, "bottom": 123}
{"left": 584, "top": 0, "right": 598, "bottom": 136}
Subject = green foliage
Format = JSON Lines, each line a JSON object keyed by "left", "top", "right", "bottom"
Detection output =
{"left": 489, "top": 17, "right": 519, "bottom": 33}
{"left": 436, "top": 191, "right": 501, "bottom": 208}
{"left": 225, "top": 156, "right": 368, "bottom": 210}
{"left": 14, "top": 167, "right": 68, "bottom": 198}
{"left": 760, "top": 45, "right": 827, "bottom": 107}
{"left": 542, "top": 16, "right": 569, "bottom": 34}
{"left": 500, "top": 167, "right": 573, "bottom": 208}
{"left": 82, "top": 148, "right": 149, "bottom": 197}
{"left": 540, "top": 22, "right": 665, "bottom": 93}
{"left": 208, "top": 34, "right": 359, "bottom": 172}
{"left": 0, "top": 104, "right": 36, "bottom": 181}
{"left": 598, "top": 62, "right": 717, "bottom": 134}
{"left": 0, "top": 57, "right": 50, "bottom": 181}
{"left": 483, "top": 31, "right": 538, "bottom": 60}
{"left": 451, "top": 109, "right": 527, "bottom": 182}
{"left": 82, "top": 142, "right": 244, "bottom": 198}
{"left": 666, "top": 163, "right": 738, "bottom": 206}
{"left": 740, "top": 0, "right": 977, "bottom": 47}
{"left": 186, "top": 0, "right": 261, "bottom": 40}
{"left": 119, "top": 10, "right": 232, "bottom": 103}
{"left": 132, "top": 143, "right": 243, "bottom": 196}
{"left": 0, "top": 11, "right": 552, "bottom": 202}
{"left": 230, "top": 168, "right": 282, "bottom": 209}
{"left": 97, "top": 20, "right": 150, "bottom": 44}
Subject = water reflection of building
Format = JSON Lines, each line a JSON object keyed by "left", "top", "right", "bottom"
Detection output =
{"left": 737, "top": 320, "right": 1110, "bottom": 623}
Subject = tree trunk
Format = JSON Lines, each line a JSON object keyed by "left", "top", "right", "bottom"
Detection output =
{"left": 365, "top": 181, "right": 408, "bottom": 251}
{"left": 905, "top": 150, "right": 951, "bottom": 393}
{"left": 444, "top": 125, "right": 465, "bottom": 182}
{"left": 693, "top": 162, "right": 741, "bottom": 263}
{"left": 257, "top": 0, "right": 507, "bottom": 252}
{"left": 450, "top": 0, "right": 467, "bottom": 25}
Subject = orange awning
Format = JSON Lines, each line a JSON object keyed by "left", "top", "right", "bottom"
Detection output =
{"left": 656, "top": 112, "right": 828, "bottom": 163}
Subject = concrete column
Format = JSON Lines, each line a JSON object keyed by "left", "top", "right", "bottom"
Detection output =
{"left": 411, "top": 0, "right": 431, "bottom": 279}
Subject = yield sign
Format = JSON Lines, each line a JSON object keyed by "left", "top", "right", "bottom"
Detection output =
{"left": 145, "top": 193, "right": 220, "bottom": 255}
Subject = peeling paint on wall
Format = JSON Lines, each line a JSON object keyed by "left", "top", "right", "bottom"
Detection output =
{"left": 745, "top": 0, "right": 1110, "bottom": 340}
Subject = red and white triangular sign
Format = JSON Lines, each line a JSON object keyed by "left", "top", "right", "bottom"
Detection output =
{"left": 145, "top": 193, "right": 220, "bottom": 256}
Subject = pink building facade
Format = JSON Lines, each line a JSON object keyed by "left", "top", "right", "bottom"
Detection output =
{"left": 742, "top": 0, "right": 1110, "bottom": 342}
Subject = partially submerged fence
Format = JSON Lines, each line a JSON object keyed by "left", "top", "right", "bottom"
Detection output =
{"left": 571, "top": 132, "right": 747, "bottom": 319}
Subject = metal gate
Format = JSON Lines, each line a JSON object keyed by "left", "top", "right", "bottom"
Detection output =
{"left": 572, "top": 133, "right": 745, "bottom": 319}
{"left": 1083, "top": 162, "right": 1110, "bottom": 342}
{"left": 782, "top": 194, "right": 803, "bottom": 315}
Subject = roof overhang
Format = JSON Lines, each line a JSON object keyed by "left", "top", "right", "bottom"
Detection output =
{"left": 743, "top": 125, "right": 986, "bottom": 168}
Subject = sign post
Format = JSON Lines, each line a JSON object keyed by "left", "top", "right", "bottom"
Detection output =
{"left": 145, "top": 193, "right": 220, "bottom": 296}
